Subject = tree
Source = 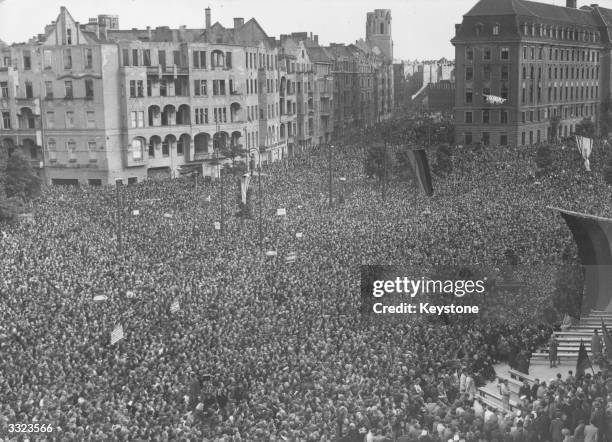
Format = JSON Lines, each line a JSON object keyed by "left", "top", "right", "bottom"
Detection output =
{"left": 549, "top": 115, "right": 561, "bottom": 142}
{"left": 221, "top": 143, "right": 247, "bottom": 169}
{"left": 535, "top": 143, "right": 553, "bottom": 170}
{"left": 0, "top": 197, "right": 20, "bottom": 223}
{"left": 365, "top": 143, "right": 393, "bottom": 182}
{"left": 394, "top": 150, "right": 415, "bottom": 182}
{"left": 604, "top": 153, "right": 612, "bottom": 185}
{"left": 600, "top": 95, "right": 612, "bottom": 138}
{"left": 575, "top": 117, "right": 596, "bottom": 139}
{"left": 433, "top": 144, "right": 452, "bottom": 176}
{"left": 4, "top": 150, "right": 41, "bottom": 199}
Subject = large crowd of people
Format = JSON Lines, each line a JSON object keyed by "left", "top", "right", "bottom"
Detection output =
{"left": 2, "top": 128, "right": 612, "bottom": 441}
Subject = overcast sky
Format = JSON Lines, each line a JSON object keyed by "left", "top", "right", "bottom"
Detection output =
{"left": 0, "top": 0, "right": 574, "bottom": 60}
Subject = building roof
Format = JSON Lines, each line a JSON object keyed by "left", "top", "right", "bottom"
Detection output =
{"left": 595, "top": 6, "right": 612, "bottom": 27}
{"left": 306, "top": 46, "right": 333, "bottom": 63}
{"left": 464, "top": 0, "right": 598, "bottom": 26}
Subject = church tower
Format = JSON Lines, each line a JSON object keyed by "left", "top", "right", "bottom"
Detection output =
{"left": 366, "top": 9, "right": 393, "bottom": 62}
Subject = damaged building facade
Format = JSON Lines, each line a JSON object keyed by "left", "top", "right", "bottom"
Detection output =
{"left": 0, "top": 7, "right": 393, "bottom": 185}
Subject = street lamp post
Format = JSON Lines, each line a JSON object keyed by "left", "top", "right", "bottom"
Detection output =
{"left": 328, "top": 143, "right": 334, "bottom": 208}
{"left": 250, "top": 148, "right": 263, "bottom": 249}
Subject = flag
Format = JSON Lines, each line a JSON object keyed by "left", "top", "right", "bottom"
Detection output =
{"left": 602, "top": 318, "right": 612, "bottom": 360}
{"left": 277, "top": 208, "right": 287, "bottom": 216}
{"left": 214, "top": 222, "right": 221, "bottom": 230}
{"left": 575, "top": 136, "right": 593, "bottom": 171}
{"left": 205, "top": 195, "right": 211, "bottom": 203}
{"left": 576, "top": 340, "right": 592, "bottom": 376}
{"left": 132, "top": 210, "right": 140, "bottom": 216}
{"left": 484, "top": 94, "right": 507, "bottom": 105}
{"left": 93, "top": 294, "right": 108, "bottom": 302}
{"left": 240, "top": 173, "right": 251, "bottom": 205}
{"left": 286, "top": 251, "right": 297, "bottom": 263}
{"left": 110, "top": 324, "right": 124, "bottom": 345}
{"left": 407, "top": 149, "right": 434, "bottom": 196}
{"left": 170, "top": 299, "right": 180, "bottom": 314}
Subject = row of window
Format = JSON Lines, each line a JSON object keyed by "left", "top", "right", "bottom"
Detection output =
{"left": 521, "top": 65, "right": 599, "bottom": 81}
{"left": 47, "top": 139, "right": 99, "bottom": 152}
{"left": 463, "top": 103, "right": 597, "bottom": 125}
{"left": 521, "top": 84, "right": 598, "bottom": 104}
{"left": 473, "top": 21, "right": 601, "bottom": 44}
{"left": 0, "top": 79, "right": 95, "bottom": 100}
{"left": 522, "top": 46, "right": 599, "bottom": 63}
{"left": 466, "top": 47, "right": 509, "bottom": 62}
{"left": 464, "top": 110, "right": 508, "bottom": 125}
{"left": 245, "top": 51, "right": 277, "bottom": 71}
{"left": 126, "top": 77, "right": 284, "bottom": 98}
{"left": 466, "top": 46, "right": 600, "bottom": 64}
{"left": 121, "top": 47, "right": 280, "bottom": 71}
{"left": 520, "top": 22, "right": 600, "bottom": 43}
{"left": 21, "top": 48, "right": 94, "bottom": 71}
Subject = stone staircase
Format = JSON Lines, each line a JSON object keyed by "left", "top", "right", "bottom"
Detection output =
{"left": 477, "top": 368, "right": 536, "bottom": 412}
{"left": 477, "top": 310, "right": 612, "bottom": 412}
{"left": 530, "top": 310, "right": 612, "bottom": 364}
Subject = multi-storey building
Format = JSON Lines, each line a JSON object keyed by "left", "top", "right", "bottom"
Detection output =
{"left": 0, "top": 7, "right": 284, "bottom": 184}
{"left": 0, "top": 7, "right": 393, "bottom": 185}
{"left": 307, "top": 46, "right": 335, "bottom": 145}
{"left": 452, "top": 0, "right": 610, "bottom": 147}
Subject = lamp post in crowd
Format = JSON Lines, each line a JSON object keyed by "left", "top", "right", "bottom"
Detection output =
{"left": 250, "top": 148, "right": 263, "bottom": 249}
{"left": 328, "top": 143, "right": 333, "bottom": 208}
{"left": 115, "top": 179, "right": 123, "bottom": 254}
{"left": 214, "top": 121, "right": 225, "bottom": 235}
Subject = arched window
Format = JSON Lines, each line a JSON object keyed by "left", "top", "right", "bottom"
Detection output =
{"left": 131, "top": 138, "right": 143, "bottom": 160}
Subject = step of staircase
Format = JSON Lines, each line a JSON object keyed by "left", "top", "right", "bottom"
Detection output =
{"left": 477, "top": 387, "right": 519, "bottom": 412}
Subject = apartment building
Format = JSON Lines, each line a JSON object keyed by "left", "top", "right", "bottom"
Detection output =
{"left": 0, "top": 7, "right": 393, "bottom": 185}
{"left": 452, "top": 0, "right": 609, "bottom": 147}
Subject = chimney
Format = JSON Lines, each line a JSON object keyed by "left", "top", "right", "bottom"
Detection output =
{"left": 566, "top": 0, "right": 577, "bottom": 7}
{"left": 233, "top": 17, "right": 244, "bottom": 28}
{"left": 205, "top": 7, "right": 211, "bottom": 29}
{"left": 147, "top": 26, "right": 152, "bottom": 40}
{"left": 314, "top": 35, "right": 319, "bottom": 45}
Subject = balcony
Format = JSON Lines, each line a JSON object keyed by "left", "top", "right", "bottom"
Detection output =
{"left": 146, "top": 65, "right": 189, "bottom": 77}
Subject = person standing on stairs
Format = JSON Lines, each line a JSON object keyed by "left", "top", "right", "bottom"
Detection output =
{"left": 591, "top": 329, "right": 603, "bottom": 367}
{"left": 549, "top": 335, "right": 559, "bottom": 368}
{"left": 499, "top": 378, "right": 510, "bottom": 411}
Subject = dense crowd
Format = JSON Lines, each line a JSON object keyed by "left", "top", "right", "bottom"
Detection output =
{"left": 1, "top": 133, "right": 612, "bottom": 441}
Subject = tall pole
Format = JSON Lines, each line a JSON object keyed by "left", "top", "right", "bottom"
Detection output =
{"left": 328, "top": 143, "right": 333, "bottom": 208}
{"left": 382, "top": 139, "right": 387, "bottom": 202}
{"left": 220, "top": 152, "right": 225, "bottom": 235}
{"left": 116, "top": 181, "right": 123, "bottom": 254}
{"left": 258, "top": 162, "right": 263, "bottom": 249}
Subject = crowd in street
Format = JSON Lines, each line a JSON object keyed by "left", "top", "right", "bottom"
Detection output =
{"left": 1, "top": 134, "right": 612, "bottom": 441}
